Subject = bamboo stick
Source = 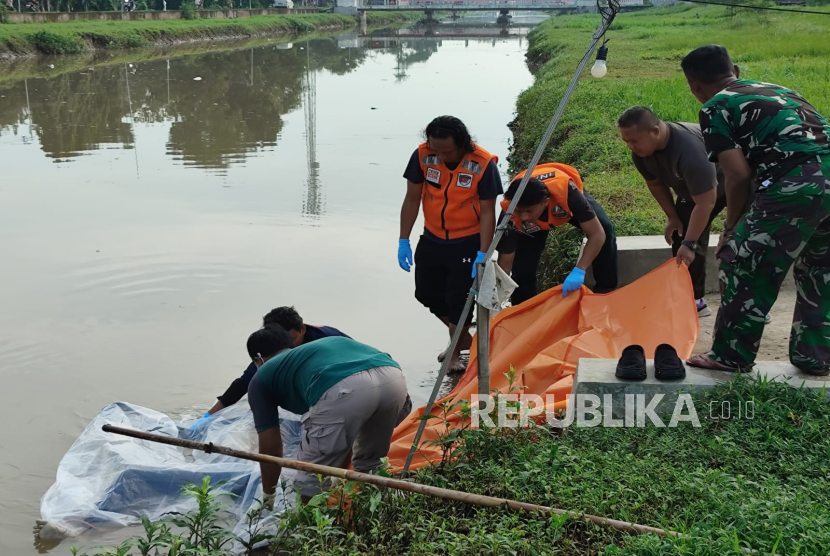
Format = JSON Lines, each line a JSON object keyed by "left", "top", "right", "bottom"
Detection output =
{"left": 102, "top": 424, "right": 681, "bottom": 539}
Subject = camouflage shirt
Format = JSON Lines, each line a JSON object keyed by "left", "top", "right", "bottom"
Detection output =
{"left": 698, "top": 79, "right": 830, "bottom": 183}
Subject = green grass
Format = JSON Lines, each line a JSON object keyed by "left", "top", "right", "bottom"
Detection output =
{"left": 0, "top": 13, "right": 421, "bottom": 85}
{"left": 511, "top": 4, "right": 830, "bottom": 287}
{"left": 74, "top": 378, "right": 830, "bottom": 555}
{"left": 0, "top": 12, "right": 421, "bottom": 56}
{"left": 365, "top": 11, "right": 424, "bottom": 26}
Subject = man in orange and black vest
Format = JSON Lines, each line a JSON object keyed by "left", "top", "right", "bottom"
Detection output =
{"left": 496, "top": 163, "right": 618, "bottom": 305}
{"left": 398, "top": 116, "right": 503, "bottom": 373}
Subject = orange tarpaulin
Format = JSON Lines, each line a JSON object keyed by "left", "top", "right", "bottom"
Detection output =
{"left": 387, "top": 260, "right": 699, "bottom": 471}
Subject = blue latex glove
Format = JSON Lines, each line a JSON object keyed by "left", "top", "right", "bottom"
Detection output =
{"left": 562, "top": 267, "right": 585, "bottom": 297}
{"left": 471, "top": 251, "right": 487, "bottom": 279}
{"left": 398, "top": 239, "right": 413, "bottom": 272}
{"left": 190, "top": 412, "right": 211, "bottom": 430}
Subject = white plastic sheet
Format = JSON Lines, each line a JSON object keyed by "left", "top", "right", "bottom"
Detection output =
{"left": 39, "top": 399, "right": 302, "bottom": 551}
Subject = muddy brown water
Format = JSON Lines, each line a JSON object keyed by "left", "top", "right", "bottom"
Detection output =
{"left": 0, "top": 18, "right": 538, "bottom": 554}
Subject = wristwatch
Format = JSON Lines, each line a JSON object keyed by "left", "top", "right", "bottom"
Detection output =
{"left": 681, "top": 239, "right": 698, "bottom": 250}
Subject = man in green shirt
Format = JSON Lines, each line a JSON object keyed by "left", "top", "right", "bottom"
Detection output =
{"left": 246, "top": 327, "right": 409, "bottom": 502}
{"left": 681, "top": 44, "right": 830, "bottom": 375}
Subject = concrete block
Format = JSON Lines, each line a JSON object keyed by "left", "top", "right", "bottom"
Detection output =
{"left": 582, "top": 234, "right": 794, "bottom": 294}
{"left": 572, "top": 358, "right": 828, "bottom": 421}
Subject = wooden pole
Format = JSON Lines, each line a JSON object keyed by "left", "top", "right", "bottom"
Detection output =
{"left": 102, "top": 424, "right": 680, "bottom": 539}
{"left": 475, "top": 263, "right": 491, "bottom": 410}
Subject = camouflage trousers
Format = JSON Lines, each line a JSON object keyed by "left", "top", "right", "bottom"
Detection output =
{"left": 711, "top": 157, "right": 830, "bottom": 372}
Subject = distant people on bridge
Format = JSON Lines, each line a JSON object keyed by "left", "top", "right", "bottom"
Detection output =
{"left": 618, "top": 106, "right": 726, "bottom": 318}
{"left": 681, "top": 45, "right": 830, "bottom": 375}
{"left": 397, "top": 116, "right": 503, "bottom": 372}
{"left": 495, "top": 163, "right": 618, "bottom": 305}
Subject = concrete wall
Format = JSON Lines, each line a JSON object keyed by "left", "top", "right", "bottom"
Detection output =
{"left": 6, "top": 7, "right": 319, "bottom": 23}
{"left": 582, "top": 233, "right": 794, "bottom": 294}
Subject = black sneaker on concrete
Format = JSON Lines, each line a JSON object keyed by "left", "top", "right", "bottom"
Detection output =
{"left": 615, "top": 345, "right": 646, "bottom": 380}
{"left": 654, "top": 344, "right": 686, "bottom": 380}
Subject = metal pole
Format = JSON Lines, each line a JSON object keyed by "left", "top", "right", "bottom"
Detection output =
{"left": 475, "top": 265, "right": 490, "bottom": 410}
{"left": 401, "top": 1, "right": 618, "bottom": 476}
{"left": 101, "top": 424, "right": 682, "bottom": 539}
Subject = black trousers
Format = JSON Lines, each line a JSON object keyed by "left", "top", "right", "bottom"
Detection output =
{"left": 414, "top": 234, "right": 478, "bottom": 326}
{"left": 510, "top": 192, "right": 618, "bottom": 306}
{"left": 671, "top": 195, "right": 727, "bottom": 300}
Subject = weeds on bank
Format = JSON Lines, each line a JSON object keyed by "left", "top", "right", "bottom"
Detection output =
{"left": 0, "top": 12, "right": 423, "bottom": 57}
{"left": 71, "top": 377, "right": 830, "bottom": 555}
{"left": 275, "top": 376, "right": 830, "bottom": 554}
{"left": 0, "top": 14, "right": 355, "bottom": 56}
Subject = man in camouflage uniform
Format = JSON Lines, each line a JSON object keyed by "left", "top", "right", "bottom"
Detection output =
{"left": 681, "top": 45, "right": 830, "bottom": 375}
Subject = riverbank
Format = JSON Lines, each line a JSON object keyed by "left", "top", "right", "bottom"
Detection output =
{"left": 509, "top": 3, "right": 830, "bottom": 287}
{"left": 0, "top": 28, "right": 341, "bottom": 84}
{"left": 75, "top": 377, "right": 830, "bottom": 555}
{"left": 0, "top": 11, "right": 420, "bottom": 58}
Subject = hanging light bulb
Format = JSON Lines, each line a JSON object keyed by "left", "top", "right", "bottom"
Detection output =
{"left": 591, "top": 44, "right": 608, "bottom": 78}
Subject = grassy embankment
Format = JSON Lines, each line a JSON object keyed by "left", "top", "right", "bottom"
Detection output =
{"left": 509, "top": 4, "right": 830, "bottom": 287}
{"left": 75, "top": 378, "right": 830, "bottom": 555}
{"left": 0, "top": 11, "right": 422, "bottom": 83}
{"left": 0, "top": 11, "right": 420, "bottom": 57}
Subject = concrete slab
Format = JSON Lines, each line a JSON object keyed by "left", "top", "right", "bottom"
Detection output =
{"left": 572, "top": 358, "right": 828, "bottom": 420}
{"left": 582, "top": 234, "right": 794, "bottom": 294}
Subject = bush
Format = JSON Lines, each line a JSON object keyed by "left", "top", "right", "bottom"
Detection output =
{"left": 0, "top": 4, "right": 9, "bottom": 24}
{"left": 31, "top": 31, "right": 86, "bottom": 54}
{"left": 180, "top": 1, "right": 198, "bottom": 19}
{"left": 121, "top": 34, "right": 148, "bottom": 48}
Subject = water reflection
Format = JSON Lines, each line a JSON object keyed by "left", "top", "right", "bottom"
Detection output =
{"left": 0, "top": 27, "right": 541, "bottom": 173}
{"left": 302, "top": 41, "right": 323, "bottom": 221}
{"left": 8, "top": 31, "right": 542, "bottom": 179}
{"left": 0, "top": 38, "right": 371, "bottom": 171}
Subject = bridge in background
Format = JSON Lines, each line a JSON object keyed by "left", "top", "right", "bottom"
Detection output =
{"left": 337, "top": 22, "right": 538, "bottom": 47}
{"left": 358, "top": 0, "right": 644, "bottom": 10}
{"left": 341, "top": 0, "right": 646, "bottom": 25}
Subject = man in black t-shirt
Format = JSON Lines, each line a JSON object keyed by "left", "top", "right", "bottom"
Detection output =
{"left": 199, "top": 307, "right": 413, "bottom": 425}
{"left": 618, "top": 106, "right": 727, "bottom": 317}
{"left": 198, "top": 306, "right": 351, "bottom": 421}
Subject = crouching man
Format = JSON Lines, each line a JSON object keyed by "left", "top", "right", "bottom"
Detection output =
{"left": 246, "top": 326, "right": 409, "bottom": 504}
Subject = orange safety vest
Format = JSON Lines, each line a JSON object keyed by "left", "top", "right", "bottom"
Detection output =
{"left": 500, "top": 163, "right": 584, "bottom": 231}
{"left": 417, "top": 142, "right": 498, "bottom": 240}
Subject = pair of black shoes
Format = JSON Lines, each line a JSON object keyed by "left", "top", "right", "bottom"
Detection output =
{"left": 615, "top": 344, "right": 686, "bottom": 380}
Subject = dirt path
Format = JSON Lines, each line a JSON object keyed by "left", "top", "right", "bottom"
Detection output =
{"left": 694, "top": 288, "right": 796, "bottom": 363}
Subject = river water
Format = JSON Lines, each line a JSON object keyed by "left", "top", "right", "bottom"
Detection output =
{"left": 0, "top": 14, "right": 538, "bottom": 554}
